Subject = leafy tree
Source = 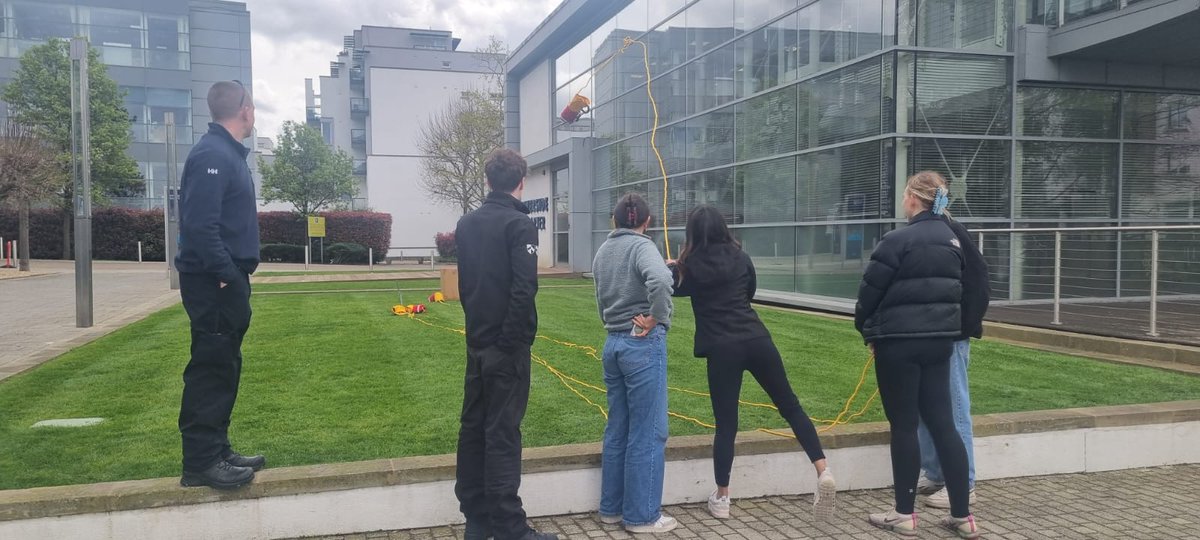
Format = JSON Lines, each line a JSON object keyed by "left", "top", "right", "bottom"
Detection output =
{"left": 259, "top": 121, "right": 357, "bottom": 216}
{"left": 0, "top": 123, "right": 60, "bottom": 271}
{"left": 1, "top": 39, "right": 141, "bottom": 259}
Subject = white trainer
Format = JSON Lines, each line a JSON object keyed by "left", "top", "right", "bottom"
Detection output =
{"left": 625, "top": 514, "right": 679, "bottom": 534}
{"left": 924, "top": 486, "right": 976, "bottom": 509}
{"left": 707, "top": 489, "right": 731, "bottom": 519}
{"left": 813, "top": 468, "right": 837, "bottom": 521}
{"left": 917, "top": 476, "right": 944, "bottom": 495}
{"left": 598, "top": 513, "right": 622, "bottom": 525}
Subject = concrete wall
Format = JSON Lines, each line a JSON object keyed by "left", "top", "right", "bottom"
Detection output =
{"left": 366, "top": 66, "right": 491, "bottom": 248}
{"left": 523, "top": 165, "right": 554, "bottom": 268}
{"left": 518, "top": 60, "right": 553, "bottom": 155}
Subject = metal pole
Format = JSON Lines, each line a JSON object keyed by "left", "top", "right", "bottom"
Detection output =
{"left": 165, "top": 112, "right": 180, "bottom": 289}
{"left": 71, "top": 37, "right": 93, "bottom": 328}
{"left": 304, "top": 244, "right": 310, "bottom": 270}
{"left": 1148, "top": 230, "right": 1159, "bottom": 337}
{"left": 1051, "top": 231, "right": 1062, "bottom": 326}
{"left": 368, "top": 248, "right": 373, "bottom": 272}
{"left": 138, "top": 241, "right": 143, "bottom": 263}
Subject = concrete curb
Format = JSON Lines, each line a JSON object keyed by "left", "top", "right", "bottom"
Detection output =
{"left": 2, "top": 400, "right": 1197, "bottom": 524}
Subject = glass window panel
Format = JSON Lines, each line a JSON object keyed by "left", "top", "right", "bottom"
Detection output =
{"left": 905, "top": 53, "right": 1010, "bottom": 136}
{"left": 815, "top": 0, "right": 884, "bottom": 70}
{"left": 915, "top": 0, "right": 1010, "bottom": 51}
{"left": 738, "top": 227, "right": 796, "bottom": 292}
{"left": 904, "top": 138, "right": 1011, "bottom": 218}
{"left": 1123, "top": 92, "right": 1200, "bottom": 142}
{"left": 735, "top": 10, "right": 800, "bottom": 98}
{"left": 735, "top": 85, "right": 798, "bottom": 161}
{"left": 594, "top": 143, "right": 618, "bottom": 190}
{"left": 685, "top": 0, "right": 738, "bottom": 61}
{"left": 689, "top": 168, "right": 737, "bottom": 222}
{"left": 555, "top": 76, "right": 593, "bottom": 143}
{"left": 615, "top": 0, "right": 650, "bottom": 35}
{"left": 13, "top": 2, "right": 75, "bottom": 41}
{"left": 684, "top": 106, "right": 735, "bottom": 172}
{"left": 736, "top": 157, "right": 797, "bottom": 224}
{"left": 648, "top": 8, "right": 689, "bottom": 77}
{"left": 89, "top": 9, "right": 143, "bottom": 48}
{"left": 555, "top": 233, "right": 570, "bottom": 264}
{"left": 649, "top": 0, "right": 688, "bottom": 30}
{"left": 1018, "top": 87, "right": 1119, "bottom": 138}
{"left": 1016, "top": 141, "right": 1118, "bottom": 219}
{"left": 806, "top": 58, "right": 883, "bottom": 148}
{"left": 734, "top": 0, "right": 797, "bottom": 34}
{"left": 798, "top": 141, "right": 885, "bottom": 221}
{"left": 556, "top": 38, "right": 591, "bottom": 89}
{"left": 1122, "top": 144, "right": 1200, "bottom": 220}
{"left": 685, "top": 40, "right": 737, "bottom": 116}
{"left": 795, "top": 223, "right": 887, "bottom": 298}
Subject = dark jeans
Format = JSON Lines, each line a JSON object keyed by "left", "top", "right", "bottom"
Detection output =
{"left": 707, "top": 337, "right": 826, "bottom": 487}
{"left": 455, "top": 345, "right": 532, "bottom": 540}
{"left": 178, "top": 271, "right": 252, "bottom": 472}
{"left": 873, "top": 338, "right": 971, "bottom": 518}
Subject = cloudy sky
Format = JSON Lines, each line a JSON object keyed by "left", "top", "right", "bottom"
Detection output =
{"left": 244, "top": 0, "right": 561, "bottom": 140}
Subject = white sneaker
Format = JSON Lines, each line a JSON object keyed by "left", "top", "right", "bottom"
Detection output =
{"left": 867, "top": 510, "right": 918, "bottom": 537}
{"left": 707, "top": 490, "right": 730, "bottom": 519}
{"left": 916, "top": 476, "right": 944, "bottom": 495}
{"left": 813, "top": 468, "right": 837, "bottom": 521}
{"left": 598, "top": 513, "right": 622, "bottom": 525}
{"left": 924, "top": 486, "right": 976, "bottom": 509}
{"left": 625, "top": 514, "right": 679, "bottom": 534}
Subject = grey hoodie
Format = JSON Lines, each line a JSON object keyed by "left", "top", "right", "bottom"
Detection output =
{"left": 593, "top": 229, "right": 674, "bottom": 333}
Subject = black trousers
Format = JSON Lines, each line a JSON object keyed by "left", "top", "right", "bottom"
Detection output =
{"left": 707, "top": 337, "right": 826, "bottom": 487}
{"left": 455, "top": 345, "right": 532, "bottom": 540}
{"left": 873, "top": 338, "right": 971, "bottom": 518}
{"left": 178, "top": 271, "right": 252, "bottom": 472}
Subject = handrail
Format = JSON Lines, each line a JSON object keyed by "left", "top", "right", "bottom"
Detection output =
{"left": 971, "top": 225, "right": 1200, "bottom": 234}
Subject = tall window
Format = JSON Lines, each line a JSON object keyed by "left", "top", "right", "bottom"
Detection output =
{"left": 553, "top": 168, "right": 570, "bottom": 266}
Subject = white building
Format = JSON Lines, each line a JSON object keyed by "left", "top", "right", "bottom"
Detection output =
{"left": 306, "top": 26, "right": 498, "bottom": 251}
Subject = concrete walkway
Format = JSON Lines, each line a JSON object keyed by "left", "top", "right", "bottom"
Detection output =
{"left": 286, "top": 465, "right": 1200, "bottom": 540}
{"left": 0, "top": 260, "right": 178, "bottom": 382}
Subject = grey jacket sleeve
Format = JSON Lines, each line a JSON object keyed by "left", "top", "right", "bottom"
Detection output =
{"left": 636, "top": 241, "right": 674, "bottom": 324}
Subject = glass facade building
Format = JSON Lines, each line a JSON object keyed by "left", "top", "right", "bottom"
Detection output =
{"left": 507, "top": 0, "right": 1200, "bottom": 307}
{"left": 0, "top": 0, "right": 252, "bottom": 209}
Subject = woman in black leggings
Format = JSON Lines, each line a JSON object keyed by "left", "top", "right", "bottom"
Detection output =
{"left": 669, "top": 205, "right": 835, "bottom": 521}
{"left": 855, "top": 172, "right": 980, "bottom": 539}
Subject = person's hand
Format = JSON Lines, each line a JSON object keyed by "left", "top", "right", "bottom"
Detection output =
{"left": 219, "top": 282, "right": 228, "bottom": 289}
{"left": 631, "top": 314, "right": 657, "bottom": 337}
{"left": 867, "top": 343, "right": 874, "bottom": 354}
{"left": 665, "top": 258, "right": 677, "bottom": 266}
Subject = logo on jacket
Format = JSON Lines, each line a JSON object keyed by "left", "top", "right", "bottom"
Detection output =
{"left": 950, "top": 238, "right": 961, "bottom": 248}
{"left": 526, "top": 244, "right": 538, "bottom": 255}
{"left": 207, "top": 168, "right": 219, "bottom": 175}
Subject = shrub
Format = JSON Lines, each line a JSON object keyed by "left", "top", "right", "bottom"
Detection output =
{"left": 435, "top": 231, "right": 456, "bottom": 259}
{"left": 0, "top": 208, "right": 65, "bottom": 259}
{"left": 259, "top": 211, "right": 391, "bottom": 262}
{"left": 326, "top": 242, "right": 368, "bottom": 264}
{"left": 260, "top": 243, "right": 305, "bottom": 263}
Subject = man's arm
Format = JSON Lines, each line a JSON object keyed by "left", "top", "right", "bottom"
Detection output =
{"left": 178, "top": 151, "right": 242, "bottom": 284}
{"left": 854, "top": 240, "right": 901, "bottom": 335}
{"left": 496, "top": 217, "right": 539, "bottom": 352}
{"left": 637, "top": 243, "right": 674, "bottom": 325}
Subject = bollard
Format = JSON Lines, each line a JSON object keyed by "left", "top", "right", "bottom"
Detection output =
{"left": 304, "top": 244, "right": 310, "bottom": 270}
{"left": 1148, "top": 230, "right": 1159, "bottom": 337}
{"left": 1051, "top": 232, "right": 1062, "bottom": 326}
{"left": 369, "top": 248, "right": 374, "bottom": 272}
{"left": 138, "top": 241, "right": 143, "bottom": 263}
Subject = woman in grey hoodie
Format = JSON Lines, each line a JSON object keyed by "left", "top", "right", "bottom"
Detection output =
{"left": 592, "top": 193, "right": 677, "bottom": 535}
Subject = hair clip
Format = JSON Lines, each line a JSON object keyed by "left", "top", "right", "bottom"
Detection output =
{"left": 932, "top": 187, "right": 949, "bottom": 216}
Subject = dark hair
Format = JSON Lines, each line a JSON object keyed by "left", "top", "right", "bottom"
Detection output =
{"left": 207, "top": 81, "right": 250, "bottom": 122}
{"left": 677, "top": 205, "right": 738, "bottom": 279}
{"left": 485, "top": 148, "right": 528, "bottom": 193}
{"left": 612, "top": 192, "right": 652, "bottom": 229}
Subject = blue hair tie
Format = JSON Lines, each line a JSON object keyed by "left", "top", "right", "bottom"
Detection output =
{"left": 932, "top": 187, "right": 949, "bottom": 216}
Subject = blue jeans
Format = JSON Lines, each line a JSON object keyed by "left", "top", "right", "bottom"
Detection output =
{"left": 917, "top": 339, "right": 975, "bottom": 489}
{"left": 599, "top": 326, "right": 669, "bottom": 526}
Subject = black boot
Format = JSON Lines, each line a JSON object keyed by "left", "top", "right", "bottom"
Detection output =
{"left": 224, "top": 451, "right": 266, "bottom": 471}
{"left": 180, "top": 461, "right": 254, "bottom": 490}
{"left": 464, "top": 518, "right": 493, "bottom": 540}
{"left": 519, "top": 531, "right": 559, "bottom": 540}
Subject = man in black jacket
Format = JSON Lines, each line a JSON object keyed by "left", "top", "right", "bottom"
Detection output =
{"left": 175, "top": 81, "right": 264, "bottom": 490}
{"left": 454, "top": 149, "right": 556, "bottom": 540}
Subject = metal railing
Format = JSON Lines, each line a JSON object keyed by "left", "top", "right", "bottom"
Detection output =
{"left": 975, "top": 225, "right": 1200, "bottom": 344}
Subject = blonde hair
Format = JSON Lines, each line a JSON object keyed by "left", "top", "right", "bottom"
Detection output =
{"left": 905, "top": 170, "right": 952, "bottom": 219}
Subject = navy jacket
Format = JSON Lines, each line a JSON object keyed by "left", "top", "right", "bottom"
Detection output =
{"left": 944, "top": 217, "right": 990, "bottom": 340}
{"left": 175, "top": 123, "right": 260, "bottom": 283}
{"left": 855, "top": 211, "right": 963, "bottom": 343}
{"left": 456, "top": 191, "right": 539, "bottom": 352}
{"left": 671, "top": 244, "right": 770, "bottom": 357}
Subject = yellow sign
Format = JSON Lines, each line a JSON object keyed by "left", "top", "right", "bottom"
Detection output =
{"left": 307, "top": 216, "right": 326, "bottom": 238}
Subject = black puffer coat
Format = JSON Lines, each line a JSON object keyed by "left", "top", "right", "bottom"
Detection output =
{"left": 855, "top": 211, "right": 964, "bottom": 343}
{"left": 671, "top": 243, "right": 770, "bottom": 357}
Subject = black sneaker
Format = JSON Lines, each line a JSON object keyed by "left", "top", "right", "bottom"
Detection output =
{"left": 224, "top": 451, "right": 266, "bottom": 471}
{"left": 519, "top": 531, "right": 559, "bottom": 540}
{"left": 180, "top": 461, "right": 255, "bottom": 490}
{"left": 464, "top": 519, "right": 493, "bottom": 540}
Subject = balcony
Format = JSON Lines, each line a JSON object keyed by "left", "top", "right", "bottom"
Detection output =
{"left": 351, "top": 98, "right": 370, "bottom": 117}
{"left": 353, "top": 159, "right": 367, "bottom": 176}
{"left": 1032, "top": 0, "right": 1200, "bottom": 65}
{"left": 350, "top": 67, "right": 364, "bottom": 89}
{"left": 306, "top": 106, "right": 320, "bottom": 126}
{"left": 351, "top": 129, "right": 366, "bottom": 149}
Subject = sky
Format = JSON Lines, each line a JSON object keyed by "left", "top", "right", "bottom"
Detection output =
{"left": 243, "top": 0, "right": 561, "bottom": 141}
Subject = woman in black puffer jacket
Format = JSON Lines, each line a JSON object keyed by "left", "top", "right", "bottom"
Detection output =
{"left": 669, "top": 205, "right": 836, "bottom": 522}
{"left": 856, "top": 173, "right": 980, "bottom": 539}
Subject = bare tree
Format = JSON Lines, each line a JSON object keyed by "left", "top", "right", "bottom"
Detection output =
{"left": 0, "top": 122, "right": 62, "bottom": 271}
{"left": 419, "top": 37, "right": 508, "bottom": 215}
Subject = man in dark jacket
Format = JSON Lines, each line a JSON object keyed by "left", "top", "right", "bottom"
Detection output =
{"left": 917, "top": 216, "right": 990, "bottom": 509}
{"left": 175, "top": 80, "right": 264, "bottom": 490}
{"left": 454, "top": 149, "right": 556, "bottom": 540}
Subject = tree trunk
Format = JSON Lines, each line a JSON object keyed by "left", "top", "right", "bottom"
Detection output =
{"left": 61, "top": 208, "right": 71, "bottom": 260}
{"left": 18, "top": 201, "right": 31, "bottom": 271}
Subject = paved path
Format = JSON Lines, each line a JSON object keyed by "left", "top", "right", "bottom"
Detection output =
{"left": 0, "top": 260, "right": 178, "bottom": 382}
{"left": 287, "top": 465, "right": 1200, "bottom": 540}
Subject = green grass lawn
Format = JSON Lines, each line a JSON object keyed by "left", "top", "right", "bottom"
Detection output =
{"left": 254, "top": 269, "right": 430, "bottom": 277}
{"left": 2, "top": 277, "right": 1199, "bottom": 490}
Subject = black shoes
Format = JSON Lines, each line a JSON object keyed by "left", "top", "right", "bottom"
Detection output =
{"left": 520, "top": 531, "right": 559, "bottom": 540}
{"left": 464, "top": 519, "right": 494, "bottom": 540}
{"left": 224, "top": 451, "right": 266, "bottom": 471}
{"left": 180, "top": 460, "right": 254, "bottom": 490}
